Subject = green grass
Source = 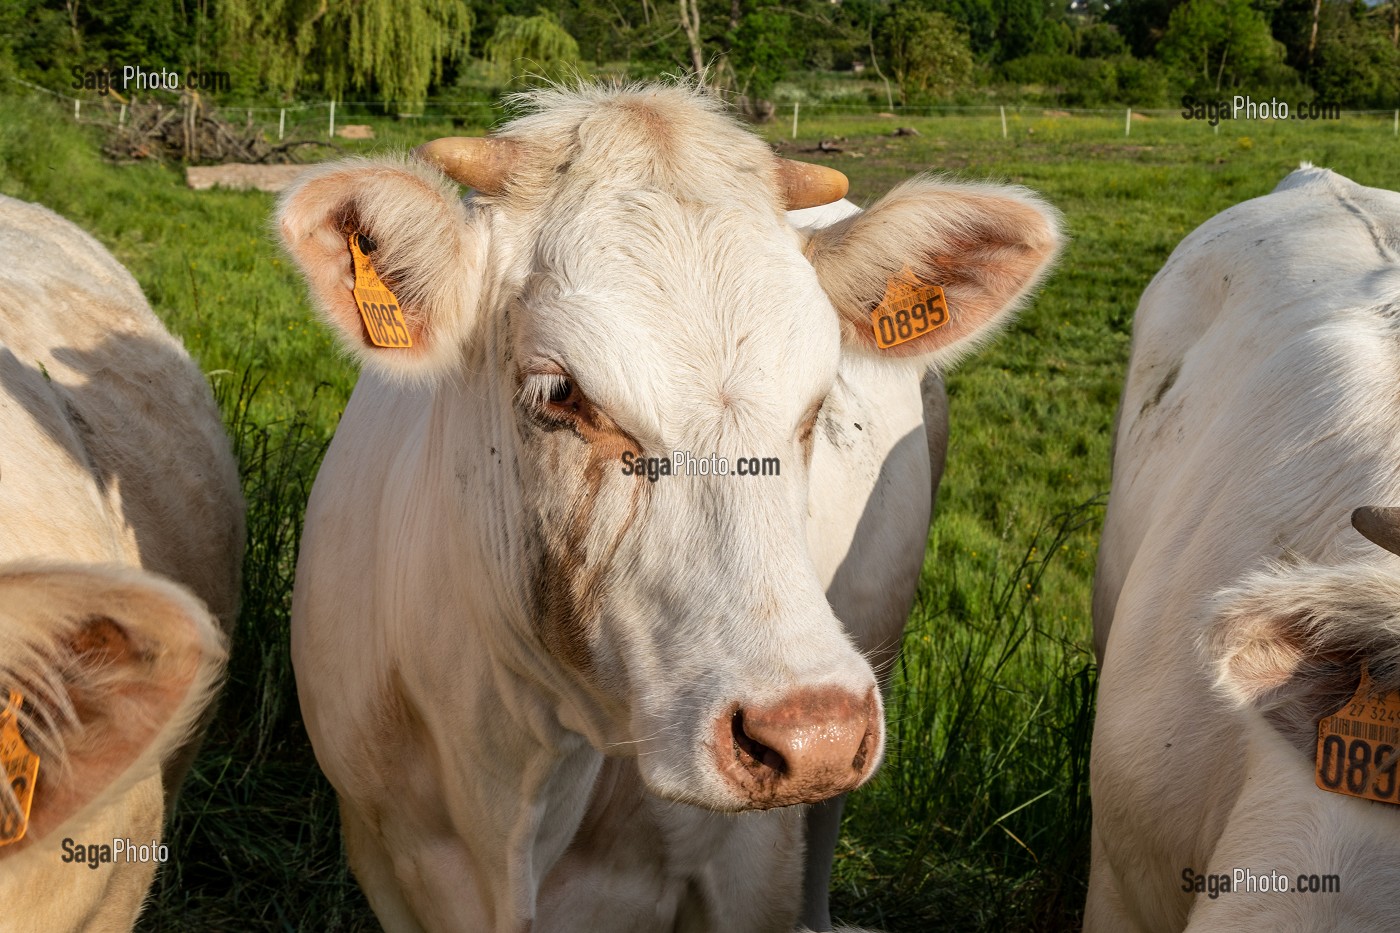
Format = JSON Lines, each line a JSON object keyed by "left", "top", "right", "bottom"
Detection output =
{"left": 3, "top": 90, "right": 1398, "bottom": 931}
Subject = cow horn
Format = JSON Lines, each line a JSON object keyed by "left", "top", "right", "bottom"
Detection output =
{"left": 1353, "top": 506, "right": 1400, "bottom": 557}
{"left": 414, "top": 137, "right": 518, "bottom": 195}
{"left": 775, "top": 159, "right": 849, "bottom": 211}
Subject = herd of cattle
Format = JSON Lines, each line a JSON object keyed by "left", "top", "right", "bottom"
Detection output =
{"left": 0, "top": 81, "right": 1396, "bottom": 933}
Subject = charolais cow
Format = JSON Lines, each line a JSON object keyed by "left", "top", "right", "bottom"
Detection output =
{"left": 0, "top": 195, "right": 242, "bottom": 930}
{"left": 1089, "top": 166, "right": 1400, "bottom": 931}
{"left": 279, "top": 82, "right": 1061, "bottom": 933}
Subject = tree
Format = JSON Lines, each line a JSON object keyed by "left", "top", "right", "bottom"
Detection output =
{"left": 998, "top": 0, "right": 1046, "bottom": 59}
{"left": 1157, "top": 0, "right": 1286, "bottom": 92}
{"left": 729, "top": 3, "right": 796, "bottom": 101}
{"left": 1106, "top": 0, "right": 1185, "bottom": 58}
{"left": 941, "top": 0, "right": 1000, "bottom": 57}
{"left": 485, "top": 9, "right": 580, "bottom": 83}
{"left": 218, "top": 0, "right": 472, "bottom": 107}
{"left": 2, "top": 0, "right": 210, "bottom": 92}
{"left": 1075, "top": 22, "right": 1129, "bottom": 57}
{"left": 877, "top": 7, "right": 975, "bottom": 103}
{"left": 677, "top": 0, "right": 707, "bottom": 75}
{"left": 1311, "top": 0, "right": 1400, "bottom": 105}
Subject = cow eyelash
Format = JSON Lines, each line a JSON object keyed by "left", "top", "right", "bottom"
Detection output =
{"left": 521, "top": 372, "right": 583, "bottom": 419}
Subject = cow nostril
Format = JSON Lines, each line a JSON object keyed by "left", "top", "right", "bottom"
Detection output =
{"left": 851, "top": 730, "right": 871, "bottom": 772}
{"left": 731, "top": 709, "right": 785, "bottom": 773}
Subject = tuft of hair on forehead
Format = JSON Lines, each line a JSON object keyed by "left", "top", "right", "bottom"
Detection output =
{"left": 491, "top": 79, "right": 784, "bottom": 211}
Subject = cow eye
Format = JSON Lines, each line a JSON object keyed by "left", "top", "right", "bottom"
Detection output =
{"left": 548, "top": 377, "right": 576, "bottom": 406}
{"left": 521, "top": 371, "right": 585, "bottom": 422}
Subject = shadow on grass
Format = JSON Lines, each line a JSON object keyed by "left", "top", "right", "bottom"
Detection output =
{"left": 139, "top": 367, "right": 378, "bottom": 932}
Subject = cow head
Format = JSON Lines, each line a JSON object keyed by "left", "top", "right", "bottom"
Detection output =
{"left": 279, "top": 84, "right": 1061, "bottom": 810}
{"left": 1207, "top": 508, "right": 1400, "bottom": 757}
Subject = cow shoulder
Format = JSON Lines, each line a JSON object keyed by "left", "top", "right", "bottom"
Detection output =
{"left": 0, "top": 195, "right": 244, "bottom": 630}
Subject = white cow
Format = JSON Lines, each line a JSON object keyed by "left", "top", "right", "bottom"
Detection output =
{"left": 280, "top": 82, "right": 1061, "bottom": 933}
{"left": 1089, "top": 166, "right": 1400, "bottom": 931}
{"left": 0, "top": 195, "right": 242, "bottom": 930}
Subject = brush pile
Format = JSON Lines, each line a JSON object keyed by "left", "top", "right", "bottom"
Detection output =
{"left": 102, "top": 93, "right": 320, "bottom": 165}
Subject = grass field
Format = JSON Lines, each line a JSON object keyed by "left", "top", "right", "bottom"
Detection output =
{"left": 3, "top": 89, "right": 1398, "bottom": 931}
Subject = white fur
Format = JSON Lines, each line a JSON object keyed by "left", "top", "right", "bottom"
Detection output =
{"left": 0, "top": 562, "right": 227, "bottom": 932}
{"left": 282, "top": 82, "right": 1060, "bottom": 932}
{"left": 0, "top": 194, "right": 241, "bottom": 931}
{"left": 1088, "top": 167, "right": 1400, "bottom": 932}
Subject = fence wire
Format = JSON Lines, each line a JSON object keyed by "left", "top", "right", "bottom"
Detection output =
{"left": 7, "top": 73, "right": 1399, "bottom": 142}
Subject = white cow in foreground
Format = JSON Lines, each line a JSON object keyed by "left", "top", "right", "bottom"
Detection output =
{"left": 0, "top": 196, "right": 242, "bottom": 930}
{"left": 280, "top": 82, "right": 1061, "bottom": 933}
{"left": 1090, "top": 166, "right": 1400, "bottom": 931}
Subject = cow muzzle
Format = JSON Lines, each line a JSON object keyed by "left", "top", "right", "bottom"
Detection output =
{"left": 712, "top": 686, "right": 880, "bottom": 809}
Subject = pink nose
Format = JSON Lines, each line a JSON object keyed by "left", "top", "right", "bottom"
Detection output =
{"left": 713, "top": 686, "right": 880, "bottom": 809}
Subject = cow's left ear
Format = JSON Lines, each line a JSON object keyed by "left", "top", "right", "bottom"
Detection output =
{"left": 1206, "top": 561, "right": 1400, "bottom": 757}
{"left": 805, "top": 178, "right": 1062, "bottom": 368}
{"left": 277, "top": 156, "right": 488, "bottom": 382}
{"left": 0, "top": 562, "right": 226, "bottom": 853}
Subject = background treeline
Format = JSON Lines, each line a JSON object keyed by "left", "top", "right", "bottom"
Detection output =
{"left": 2, "top": 0, "right": 1396, "bottom": 120}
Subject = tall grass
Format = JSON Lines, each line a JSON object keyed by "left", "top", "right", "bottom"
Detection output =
{"left": 140, "top": 370, "right": 377, "bottom": 931}
{"left": 832, "top": 500, "right": 1101, "bottom": 931}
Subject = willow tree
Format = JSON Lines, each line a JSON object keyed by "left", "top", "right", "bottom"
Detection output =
{"left": 216, "top": 0, "right": 303, "bottom": 99}
{"left": 484, "top": 10, "right": 581, "bottom": 85}
{"left": 218, "top": 0, "right": 471, "bottom": 108}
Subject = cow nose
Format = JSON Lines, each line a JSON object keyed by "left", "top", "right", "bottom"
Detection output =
{"left": 714, "top": 686, "right": 880, "bottom": 809}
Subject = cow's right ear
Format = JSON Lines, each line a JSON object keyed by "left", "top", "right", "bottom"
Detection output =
{"left": 277, "top": 157, "right": 486, "bottom": 382}
{"left": 0, "top": 563, "right": 227, "bottom": 854}
{"left": 803, "top": 178, "right": 1062, "bottom": 370}
{"left": 1205, "top": 561, "right": 1400, "bottom": 758}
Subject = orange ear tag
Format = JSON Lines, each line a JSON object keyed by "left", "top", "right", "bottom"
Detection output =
{"left": 870, "top": 266, "right": 949, "bottom": 350}
{"left": 0, "top": 689, "right": 40, "bottom": 845}
{"left": 349, "top": 233, "right": 414, "bottom": 349}
{"left": 1316, "top": 665, "right": 1400, "bottom": 804}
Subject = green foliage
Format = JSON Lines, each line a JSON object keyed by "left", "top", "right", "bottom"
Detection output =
{"left": 1028, "top": 20, "right": 1131, "bottom": 59}
{"left": 1, "top": 0, "right": 214, "bottom": 90}
{"left": 942, "top": 0, "right": 1002, "bottom": 57}
{"left": 484, "top": 8, "right": 580, "bottom": 86}
{"left": 1310, "top": 3, "right": 1400, "bottom": 108}
{"left": 1034, "top": 18, "right": 1076, "bottom": 55}
{"left": 1157, "top": 0, "right": 1289, "bottom": 94}
{"left": 217, "top": 0, "right": 472, "bottom": 107}
{"left": 1000, "top": 52, "right": 1171, "bottom": 105}
{"left": 1268, "top": 0, "right": 1320, "bottom": 70}
{"left": 877, "top": 7, "right": 976, "bottom": 103}
{"left": 213, "top": 0, "right": 302, "bottom": 100}
{"left": 1075, "top": 21, "right": 1129, "bottom": 57}
{"left": 2, "top": 0, "right": 1396, "bottom": 109}
{"left": 731, "top": 5, "right": 795, "bottom": 100}
{"left": 1106, "top": 0, "right": 1184, "bottom": 58}
{"left": 997, "top": 0, "right": 1046, "bottom": 60}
